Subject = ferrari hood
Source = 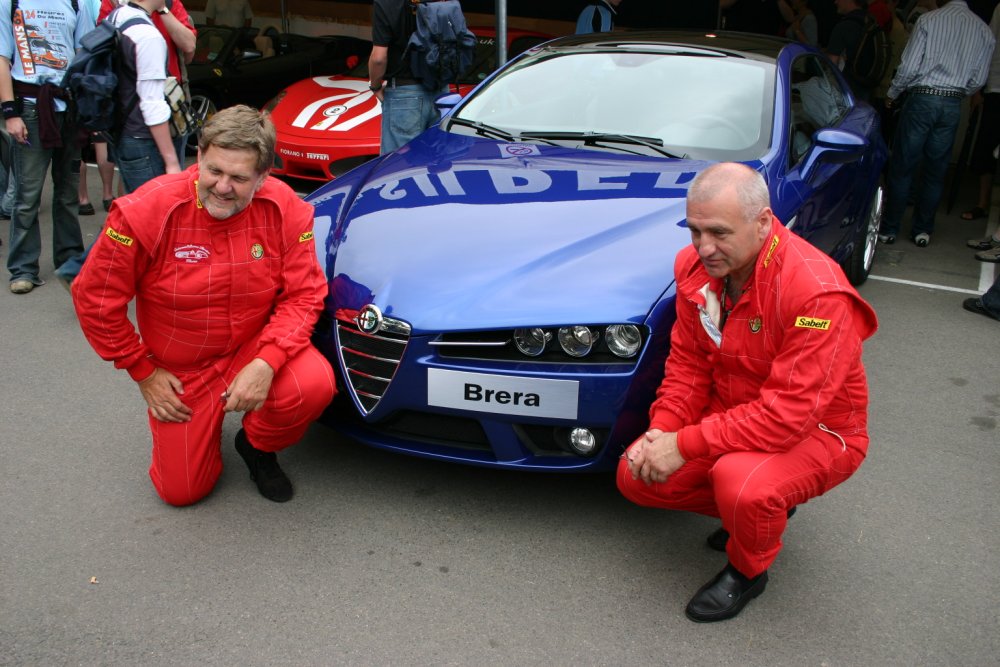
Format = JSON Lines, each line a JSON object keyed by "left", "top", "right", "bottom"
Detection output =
{"left": 312, "top": 129, "right": 713, "bottom": 333}
{"left": 272, "top": 76, "right": 381, "bottom": 141}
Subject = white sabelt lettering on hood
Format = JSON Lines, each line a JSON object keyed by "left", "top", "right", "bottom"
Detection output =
{"left": 489, "top": 168, "right": 552, "bottom": 195}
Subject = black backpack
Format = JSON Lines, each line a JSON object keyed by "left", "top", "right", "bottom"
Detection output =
{"left": 846, "top": 12, "right": 892, "bottom": 89}
{"left": 60, "top": 11, "right": 148, "bottom": 141}
{"left": 405, "top": 0, "right": 477, "bottom": 92}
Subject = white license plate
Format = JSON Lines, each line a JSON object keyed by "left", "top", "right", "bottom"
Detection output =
{"left": 427, "top": 369, "right": 579, "bottom": 420}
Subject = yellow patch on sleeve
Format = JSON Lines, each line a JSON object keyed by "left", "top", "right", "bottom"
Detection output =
{"left": 794, "top": 316, "right": 831, "bottom": 330}
{"left": 105, "top": 227, "right": 134, "bottom": 247}
{"left": 298, "top": 231, "right": 314, "bottom": 243}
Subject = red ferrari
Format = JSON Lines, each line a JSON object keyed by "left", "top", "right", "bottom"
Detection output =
{"left": 265, "top": 28, "right": 552, "bottom": 182}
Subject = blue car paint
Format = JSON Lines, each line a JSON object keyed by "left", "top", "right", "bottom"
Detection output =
{"left": 305, "top": 33, "right": 887, "bottom": 473}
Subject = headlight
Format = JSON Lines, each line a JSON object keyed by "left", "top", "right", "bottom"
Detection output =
{"left": 568, "top": 428, "right": 597, "bottom": 455}
{"left": 558, "top": 325, "right": 596, "bottom": 357}
{"left": 513, "top": 327, "right": 550, "bottom": 357}
{"left": 605, "top": 324, "right": 642, "bottom": 358}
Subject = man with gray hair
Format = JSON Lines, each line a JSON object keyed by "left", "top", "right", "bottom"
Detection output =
{"left": 618, "top": 163, "right": 878, "bottom": 622}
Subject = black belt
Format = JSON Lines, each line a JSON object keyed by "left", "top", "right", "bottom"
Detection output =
{"left": 909, "top": 86, "right": 964, "bottom": 98}
{"left": 389, "top": 77, "right": 419, "bottom": 87}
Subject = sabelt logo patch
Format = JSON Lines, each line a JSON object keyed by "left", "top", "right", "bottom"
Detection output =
{"left": 106, "top": 227, "right": 134, "bottom": 246}
{"left": 174, "top": 244, "right": 210, "bottom": 263}
{"left": 299, "top": 231, "right": 314, "bottom": 243}
{"left": 795, "top": 316, "right": 832, "bottom": 331}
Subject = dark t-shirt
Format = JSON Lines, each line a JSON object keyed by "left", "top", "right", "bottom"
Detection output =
{"left": 372, "top": 0, "right": 415, "bottom": 79}
{"left": 827, "top": 9, "right": 868, "bottom": 96}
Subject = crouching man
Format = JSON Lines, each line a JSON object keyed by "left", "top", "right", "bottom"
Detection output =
{"left": 73, "top": 105, "right": 335, "bottom": 506}
{"left": 618, "top": 163, "right": 877, "bottom": 622}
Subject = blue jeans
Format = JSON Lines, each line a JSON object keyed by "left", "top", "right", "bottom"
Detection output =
{"left": 6, "top": 101, "right": 82, "bottom": 284}
{"left": 112, "top": 135, "right": 165, "bottom": 194}
{"left": 0, "top": 132, "right": 15, "bottom": 216}
{"left": 380, "top": 84, "right": 445, "bottom": 155}
{"left": 883, "top": 93, "right": 962, "bottom": 238}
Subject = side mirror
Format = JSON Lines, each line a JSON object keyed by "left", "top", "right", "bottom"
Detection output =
{"left": 800, "top": 128, "right": 868, "bottom": 181}
{"left": 435, "top": 93, "right": 463, "bottom": 118}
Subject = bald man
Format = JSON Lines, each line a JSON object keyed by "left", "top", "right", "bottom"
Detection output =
{"left": 618, "top": 163, "right": 878, "bottom": 622}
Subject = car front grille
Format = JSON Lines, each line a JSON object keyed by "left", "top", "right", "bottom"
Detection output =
{"left": 336, "top": 313, "right": 410, "bottom": 415}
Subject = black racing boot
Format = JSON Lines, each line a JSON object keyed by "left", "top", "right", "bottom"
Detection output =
{"left": 706, "top": 506, "right": 797, "bottom": 552}
{"left": 235, "top": 429, "right": 293, "bottom": 502}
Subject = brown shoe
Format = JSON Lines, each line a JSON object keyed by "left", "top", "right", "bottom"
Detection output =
{"left": 974, "top": 246, "right": 1000, "bottom": 263}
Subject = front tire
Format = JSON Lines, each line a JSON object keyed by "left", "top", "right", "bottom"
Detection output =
{"left": 844, "top": 183, "right": 882, "bottom": 286}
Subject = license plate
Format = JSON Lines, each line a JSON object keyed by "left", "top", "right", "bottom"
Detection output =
{"left": 427, "top": 369, "right": 579, "bottom": 420}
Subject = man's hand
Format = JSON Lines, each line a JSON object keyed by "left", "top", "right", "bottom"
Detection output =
{"left": 223, "top": 358, "right": 275, "bottom": 413}
{"left": 138, "top": 368, "right": 192, "bottom": 422}
{"left": 624, "top": 428, "right": 686, "bottom": 485}
{"left": 6, "top": 116, "right": 27, "bottom": 144}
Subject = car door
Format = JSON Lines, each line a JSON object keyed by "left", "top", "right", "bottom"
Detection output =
{"left": 783, "top": 53, "right": 864, "bottom": 257}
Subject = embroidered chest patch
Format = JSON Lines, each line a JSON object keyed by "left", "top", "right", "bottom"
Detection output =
{"left": 251, "top": 243, "right": 264, "bottom": 260}
{"left": 174, "top": 244, "right": 210, "bottom": 263}
{"left": 749, "top": 316, "right": 762, "bottom": 333}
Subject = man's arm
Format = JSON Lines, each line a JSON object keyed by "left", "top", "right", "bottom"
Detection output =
{"left": 249, "top": 193, "right": 329, "bottom": 374}
{"left": 0, "top": 56, "right": 27, "bottom": 144}
{"left": 159, "top": 6, "right": 196, "bottom": 60}
{"left": 676, "top": 293, "right": 867, "bottom": 461}
{"left": 72, "top": 210, "right": 157, "bottom": 381}
{"left": 887, "top": 18, "right": 926, "bottom": 100}
{"left": 368, "top": 45, "right": 388, "bottom": 100}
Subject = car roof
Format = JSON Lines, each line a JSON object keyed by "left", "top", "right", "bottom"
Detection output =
{"left": 535, "top": 30, "right": 790, "bottom": 64}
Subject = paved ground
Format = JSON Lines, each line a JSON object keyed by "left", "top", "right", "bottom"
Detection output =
{"left": 1, "top": 168, "right": 997, "bottom": 666}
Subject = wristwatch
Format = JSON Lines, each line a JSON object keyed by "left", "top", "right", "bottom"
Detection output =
{"left": 157, "top": 7, "right": 170, "bottom": 14}
{"left": 369, "top": 81, "right": 382, "bottom": 92}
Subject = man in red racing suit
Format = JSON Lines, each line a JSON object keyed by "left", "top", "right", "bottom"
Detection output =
{"left": 618, "top": 163, "right": 877, "bottom": 623}
{"left": 72, "top": 106, "right": 335, "bottom": 506}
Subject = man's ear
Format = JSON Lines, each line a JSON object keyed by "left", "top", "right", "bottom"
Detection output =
{"left": 254, "top": 170, "right": 270, "bottom": 193}
{"left": 757, "top": 206, "right": 773, "bottom": 239}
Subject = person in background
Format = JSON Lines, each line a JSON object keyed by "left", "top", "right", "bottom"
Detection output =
{"left": 880, "top": 0, "right": 994, "bottom": 247}
{"left": 1, "top": 0, "right": 95, "bottom": 294}
{"left": 826, "top": 0, "right": 874, "bottom": 100}
{"left": 962, "top": 271, "right": 1000, "bottom": 320}
{"left": 575, "top": 0, "right": 623, "bottom": 34}
{"left": 873, "top": 0, "right": 910, "bottom": 141}
{"left": 72, "top": 106, "right": 335, "bottom": 506}
{"left": 779, "top": 0, "right": 819, "bottom": 45}
{"left": 77, "top": 0, "right": 115, "bottom": 216}
{"left": 368, "top": 0, "right": 445, "bottom": 155}
{"left": 203, "top": 0, "right": 253, "bottom": 28}
{"left": 959, "top": 2, "right": 1000, "bottom": 233}
{"left": 99, "top": 0, "right": 197, "bottom": 163}
{"left": 720, "top": 0, "right": 783, "bottom": 35}
{"left": 617, "top": 162, "right": 878, "bottom": 623}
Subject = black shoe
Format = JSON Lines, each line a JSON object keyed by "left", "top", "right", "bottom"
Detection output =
{"left": 706, "top": 506, "right": 797, "bottom": 553}
{"left": 963, "top": 298, "right": 1000, "bottom": 321}
{"left": 79, "top": 202, "right": 95, "bottom": 216}
{"left": 234, "top": 428, "right": 293, "bottom": 502}
{"left": 686, "top": 563, "right": 768, "bottom": 623}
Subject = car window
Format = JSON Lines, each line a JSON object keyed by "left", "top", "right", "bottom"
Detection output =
{"left": 788, "top": 54, "right": 850, "bottom": 164}
{"left": 193, "top": 27, "right": 235, "bottom": 64}
{"left": 455, "top": 48, "right": 775, "bottom": 161}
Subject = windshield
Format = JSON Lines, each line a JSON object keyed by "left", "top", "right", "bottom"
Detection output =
{"left": 453, "top": 48, "right": 775, "bottom": 161}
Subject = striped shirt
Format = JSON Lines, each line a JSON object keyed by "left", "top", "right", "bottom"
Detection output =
{"left": 888, "top": 0, "right": 995, "bottom": 99}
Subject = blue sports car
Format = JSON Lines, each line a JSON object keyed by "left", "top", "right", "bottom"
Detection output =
{"left": 305, "top": 31, "right": 887, "bottom": 472}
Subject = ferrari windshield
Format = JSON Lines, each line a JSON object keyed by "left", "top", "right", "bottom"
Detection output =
{"left": 452, "top": 47, "right": 775, "bottom": 161}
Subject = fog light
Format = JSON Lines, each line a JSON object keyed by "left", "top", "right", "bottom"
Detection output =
{"left": 606, "top": 324, "right": 642, "bottom": 358}
{"left": 513, "top": 327, "right": 551, "bottom": 357}
{"left": 569, "top": 427, "right": 597, "bottom": 455}
{"left": 558, "top": 325, "right": 595, "bottom": 357}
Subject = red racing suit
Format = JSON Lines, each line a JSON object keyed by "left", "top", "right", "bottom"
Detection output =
{"left": 618, "top": 219, "right": 878, "bottom": 577}
{"left": 73, "top": 166, "right": 335, "bottom": 505}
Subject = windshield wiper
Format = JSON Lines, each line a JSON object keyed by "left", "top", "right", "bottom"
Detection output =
{"left": 448, "top": 117, "right": 516, "bottom": 141}
{"left": 519, "top": 131, "right": 684, "bottom": 158}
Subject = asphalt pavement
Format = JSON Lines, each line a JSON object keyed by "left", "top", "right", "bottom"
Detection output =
{"left": 1, "top": 168, "right": 997, "bottom": 666}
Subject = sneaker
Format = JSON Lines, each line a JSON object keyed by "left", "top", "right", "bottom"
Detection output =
{"left": 914, "top": 233, "right": 930, "bottom": 247}
{"left": 78, "top": 202, "right": 95, "bottom": 216}
{"left": 967, "top": 235, "right": 1000, "bottom": 250}
{"left": 963, "top": 297, "right": 1000, "bottom": 320}
{"left": 234, "top": 428, "right": 293, "bottom": 502}
{"left": 974, "top": 246, "right": 1000, "bottom": 263}
{"left": 878, "top": 233, "right": 896, "bottom": 244}
{"left": 9, "top": 279, "right": 34, "bottom": 294}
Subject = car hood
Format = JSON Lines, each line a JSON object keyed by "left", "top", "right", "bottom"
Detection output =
{"left": 313, "top": 129, "right": 714, "bottom": 333}
{"left": 271, "top": 76, "right": 381, "bottom": 141}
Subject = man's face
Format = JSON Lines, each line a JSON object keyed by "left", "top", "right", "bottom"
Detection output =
{"left": 196, "top": 145, "right": 268, "bottom": 220}
{"left": 686, "top": 187, "right": 770, "bottom": 281}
